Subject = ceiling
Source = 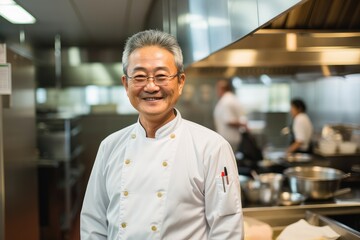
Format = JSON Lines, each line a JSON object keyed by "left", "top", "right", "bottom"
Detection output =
{"left": 0, "top": 0, "right": 156, "bottom": 48}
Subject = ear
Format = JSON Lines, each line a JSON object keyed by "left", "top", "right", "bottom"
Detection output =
{"left": 121, "top": 75, "right": 128, "bottom": 91}
{"left": 178, "top": 73, "right": 186, "bottom": 95}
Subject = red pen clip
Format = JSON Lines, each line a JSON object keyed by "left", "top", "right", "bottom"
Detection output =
{"left": 221, "top": 171, "right": 226, "bottom": 192}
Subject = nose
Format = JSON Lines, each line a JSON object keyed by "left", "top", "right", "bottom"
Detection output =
{"left": 143, "top": 79, "right": 160, "bottom": 92}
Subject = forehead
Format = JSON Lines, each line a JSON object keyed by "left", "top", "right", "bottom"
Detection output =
{"left": 127, "top": 46, "right": 176, "bottom": 70}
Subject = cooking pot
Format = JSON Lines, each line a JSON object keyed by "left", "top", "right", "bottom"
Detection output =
{"left": 284, "top": 166, "right": 350, "bottom": 200}
{"left": 241, "top": 173, "right": 284, "bottom": 205}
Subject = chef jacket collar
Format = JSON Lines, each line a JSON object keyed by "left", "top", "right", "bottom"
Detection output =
{"left": 137, "top": 108, "right": 182, "bottom": 139}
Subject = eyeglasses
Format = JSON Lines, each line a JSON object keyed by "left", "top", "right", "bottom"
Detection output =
{"left": 126, "top": 73, "right": 179, "bottom": 87}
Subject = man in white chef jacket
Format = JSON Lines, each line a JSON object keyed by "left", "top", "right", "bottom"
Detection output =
{"left": 80, "top": 29, "right": 244, "bottom": 240}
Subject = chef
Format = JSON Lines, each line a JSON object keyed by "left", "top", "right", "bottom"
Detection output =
{"left": 80, "top": 30, "right": 244, "bottom": 240}
{"left": 287, "top": 98, "right": 313, "bottom": 153}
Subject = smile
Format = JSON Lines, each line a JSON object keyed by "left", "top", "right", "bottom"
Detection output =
{"left": 143, "top": 97, "right": 163, "bottom": 101}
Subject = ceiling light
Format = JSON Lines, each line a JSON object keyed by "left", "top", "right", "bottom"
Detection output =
{"left": 0, "top": 1, "right": 36, "bottom": 24}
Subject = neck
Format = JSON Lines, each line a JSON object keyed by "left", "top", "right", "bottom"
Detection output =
{"left": 139, "top": 109, "right": 176, "bottom": 138}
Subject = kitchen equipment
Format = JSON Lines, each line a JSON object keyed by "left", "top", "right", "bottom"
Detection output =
{"left": 239, "top": 175, "right": 251, "bottom": 187}
{"left": 284, "top": 166, "right": 349, "bottom": 200}
{"left": 0, "top": 44, "right": 39, "bottom": 239}
{"left": 239, "top": 175, "right": 251, "bottom": 204}
{"left": 306, "top": 211, "right": 360, "bottom": 240}
{"left": 278, "top": 192, "right": 306, "bottom": 206}
{"left": 258, "top": 173, "right": 284, "bottom": 205}
{"left": 338, "top": 141, "right": 357, "bottom": 154}
{"left": 251, "top": 170, "right": 261, "bottom": 181}
{"left": 242, "top": 179, "right": 261, "bottom": 203}
{"left": 318, "top": 140, "right": 338, "bottom": 155}
{"left": 285, "top": 153, "right": 312, "bottom": 163}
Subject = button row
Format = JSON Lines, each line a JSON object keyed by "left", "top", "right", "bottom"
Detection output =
{"left": 124, "top": 159, "right": 168, "bottom": 167}
{"left": 120, "top": 222, "right": 158, "bottom": 232}
{"left": 122, "top": 191, "right": 163, "bottom": 198}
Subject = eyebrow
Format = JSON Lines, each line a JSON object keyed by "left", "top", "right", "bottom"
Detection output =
{"left": 130, "top": 66, "right": 171, "bottom": 73}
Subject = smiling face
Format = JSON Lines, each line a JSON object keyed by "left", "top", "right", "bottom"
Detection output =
{"left": 122, "top": 46, "right": 185, "bottom": 124}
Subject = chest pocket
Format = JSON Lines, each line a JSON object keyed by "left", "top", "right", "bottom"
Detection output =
{"left": 215, "top": 175, "right": 241, "bottom": 216}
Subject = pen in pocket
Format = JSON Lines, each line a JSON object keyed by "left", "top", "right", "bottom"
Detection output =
{"left": 221, "top": 171, "right": 226, "bottom": 192}
{"left": 224, "top": 167, "right": 229, "bottom": 185}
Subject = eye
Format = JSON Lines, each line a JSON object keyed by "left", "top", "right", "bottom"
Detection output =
{"left": 155, "top": 74, "right": 168, "bottom": 81}
{"left": 133, "top": 75, "right": 147, "bottom": 81}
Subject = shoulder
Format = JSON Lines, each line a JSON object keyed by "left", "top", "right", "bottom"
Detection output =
{"left": 296, "top": 113, "right": 311, "bottom": 122}
{"left": 100, "top": 123, "right": 136, "bottom": 149}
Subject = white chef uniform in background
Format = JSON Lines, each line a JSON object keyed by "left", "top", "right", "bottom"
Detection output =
{"left": 81, "top": 110, "right": 244, "bottom": 239}
{"left": 292, "top": 112, "right": 313, "bottom": 151}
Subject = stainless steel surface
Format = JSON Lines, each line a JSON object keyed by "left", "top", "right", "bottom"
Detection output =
{"left": 0, "top": 97, "right": 5, "bottom": 240}
{"left": 171, "top": 0, "right": 305, "bottom": 66}
{"left": 306, "top": 211, "right": 360, "bottom": 240}
{"left": 0, "top": 45, "right": 39, "bottom": 240}
{"left": 190, "top": 30, "right": 360, "bottom": 68}
{"left": 278, "top": 192, "right": 306, "bottom": 206}
{"left": 37, "top": 116, "right": 82, "bottom": 161}
{"left": 242, "top": 179, "right": 261, "bottom": 203}
{"left": 188, "top": 0, "right": 360, "bottom": 74}
{"left": 284, "top": 153, "right": 312, "bottom": 163}
{"left": 258, "top": 173, "right": 284, "bottom": 205}
{"left": 284, "top": 166, "right": 347, "bottom": 199}
{"left": 244, "top": 202, "right": 360, "bottom": 234}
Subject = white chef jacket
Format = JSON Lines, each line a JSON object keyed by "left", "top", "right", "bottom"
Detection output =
{"left": 214, "top": 92, "right": 245, "bottom": 151}
{"left": 81, "top": 109, "right": 243, "bottom": 240}
{"left": 293, "top": 112, "right": 313, "bottom": 151}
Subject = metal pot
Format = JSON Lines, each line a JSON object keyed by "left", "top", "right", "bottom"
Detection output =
{"left": 258, "top": 173, "right": 284, "bottom": 205}
{"left": 284, "top": 166, "right": 349, "bottom": 200}
{"left": 241, "top": 173, "right": 285, "bottom": 205}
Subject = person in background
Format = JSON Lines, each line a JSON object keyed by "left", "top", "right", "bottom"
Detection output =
{"left": 80, "top": 30, "right": 243, "bottom": 240}
{"left": 287, "top": 98, "right": 313, "bottom": 153}
{"left": 213, "top": 78, "right": 247, "bottom": 152}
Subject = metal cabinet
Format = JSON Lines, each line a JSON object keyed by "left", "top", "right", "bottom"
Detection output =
{"left": 37, "top": 115, "right": 84, "bottom": 240}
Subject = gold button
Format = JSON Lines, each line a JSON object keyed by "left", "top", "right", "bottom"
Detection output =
{"left": 121, "top": 222, "right": 127, "bottom": 228}
{"left": 157, "top": 192, "right": 163, "bottom": 198}
{"left": 170, "top": 133, "right": 176, "bottom": 139}
{"left": 151, "top": 225, "right": 157, "bottom": 231}
{"left": 124, "top": 159, "right": 131, "bottom": 165}
{"left": 123, "top": 191, "right": 128, "bottom": 196}
{"left": 162, "top": 161, "right": 168, "bottom": 167}
{"left": 131, "top": 133, "right": 136, "bottom": 139}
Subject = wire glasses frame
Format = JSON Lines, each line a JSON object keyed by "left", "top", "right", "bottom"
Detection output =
{"left": 126, "top": 73, "right": 180, "bottom": 87}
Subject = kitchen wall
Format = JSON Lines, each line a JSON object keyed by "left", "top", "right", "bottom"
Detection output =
{"left": 290, "top": 74, "right": 360, "bottom": 133}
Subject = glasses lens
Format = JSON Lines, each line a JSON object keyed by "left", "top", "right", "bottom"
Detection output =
{"left": 128, "top": 73, "right": 178, "bottom": 87}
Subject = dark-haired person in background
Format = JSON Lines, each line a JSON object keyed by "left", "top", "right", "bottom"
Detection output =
{"left": 287, "top": 98, "right": 313, "bottom": 153}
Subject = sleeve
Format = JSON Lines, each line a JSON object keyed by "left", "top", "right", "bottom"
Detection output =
{"left": 204, "top": 140, "right": 244, "bottom": 240}
{"left": 80, "top": 142, "right": 110, "bottom": 240}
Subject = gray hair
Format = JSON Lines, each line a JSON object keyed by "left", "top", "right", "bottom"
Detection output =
{"left": 122, "top": 29, "right": 184, "bottom": 75}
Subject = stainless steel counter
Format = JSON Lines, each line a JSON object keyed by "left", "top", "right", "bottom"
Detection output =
{"left": 244, "top": 202, "right": 360, "bottom": 238}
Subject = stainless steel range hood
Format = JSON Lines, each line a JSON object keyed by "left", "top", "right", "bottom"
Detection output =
{"left": 164, "top": 0, "right": 308, "bottom": 67}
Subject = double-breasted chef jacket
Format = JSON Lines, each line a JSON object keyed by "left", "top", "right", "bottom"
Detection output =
{"left": 81, "top": 109, "right": 244, "bottom": 240}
